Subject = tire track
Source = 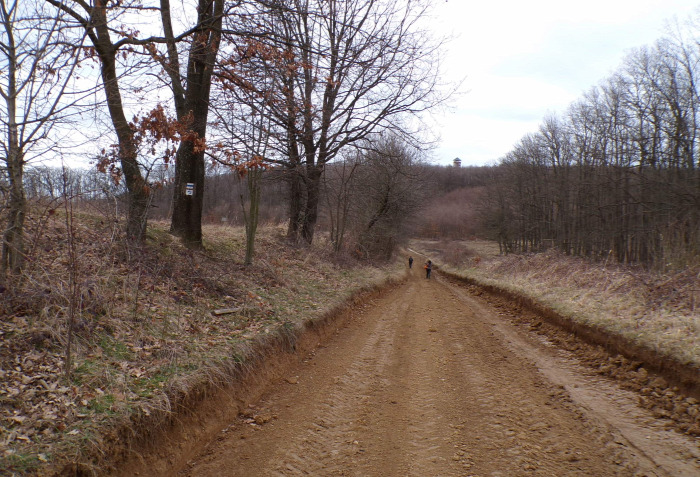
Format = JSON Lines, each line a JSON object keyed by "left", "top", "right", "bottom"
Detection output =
{"left": 177, "top": 270, "right": 698, "bottom": 476}
{"left": 356, "top": 280, "right": 464, "bottom": 476}
{"left": 269, "top": 293, "right": 403, "bottom": 476}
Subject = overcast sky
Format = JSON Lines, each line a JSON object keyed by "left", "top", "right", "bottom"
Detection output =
{"left": 426, "top": 0, "right": 700, "bottom": 166}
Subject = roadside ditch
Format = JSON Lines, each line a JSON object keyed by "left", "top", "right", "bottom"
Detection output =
{"left": 54, "top": 266, "right": 699, "bottom": 475}
{"left": 442, "top": 270, "right": 700, "bottom": 437}
{"left": 54, "top": 279, "right": 405, "bottom": 477}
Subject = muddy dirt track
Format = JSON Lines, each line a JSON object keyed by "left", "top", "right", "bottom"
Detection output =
{"left": 168, "top": 268, "right": 699, "bottom": 476}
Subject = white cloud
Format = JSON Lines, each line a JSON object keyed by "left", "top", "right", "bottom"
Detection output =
{"left": 426, "top": 0, "right": 700, "bottom": 166}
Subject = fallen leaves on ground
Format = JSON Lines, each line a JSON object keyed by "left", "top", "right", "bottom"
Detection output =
{"left": 0, "top": 218, "right": 395, "bottom": 474}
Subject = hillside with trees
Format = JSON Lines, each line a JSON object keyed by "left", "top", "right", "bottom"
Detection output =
{"left": 479, "top": 34, "right": 700, "bottom": 268}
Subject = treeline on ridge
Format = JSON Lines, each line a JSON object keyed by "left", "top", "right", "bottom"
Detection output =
{"left": 479, "top": 29, "right": 700, "bottom": 268}
{"left": 3, "top": 1, "right": 700, "bottom": 274}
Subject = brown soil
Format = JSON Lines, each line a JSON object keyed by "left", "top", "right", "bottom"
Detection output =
{"left": 118, "top": 269, "right": 700, "bottom": 477}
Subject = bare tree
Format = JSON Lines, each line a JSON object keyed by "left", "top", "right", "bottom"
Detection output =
{"left": 222, "top": 0, "right": 449, "bottom": 245}
{"left": 210, "top": 36, "right": 280, "bottom": 264}
{"left": 44, "top": 0, "right": 166, "bottom": 242}
{"left": 215, "top": 103, "right": 273, "bottom": 266}
{"left": 322, "top": 151, "right": 360, "bottom": 252}
{"left": 353, "top": 135, "right": 425, "bottom": 259}
{"left": 0, "top": 1, "right": 87, "bottom": 274}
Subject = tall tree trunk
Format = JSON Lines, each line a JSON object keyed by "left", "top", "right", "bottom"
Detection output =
{"left": 44, "top": 0, "right": 150, "bottom": 240}
{"left": 92, "top": 1, "right": 149, "bottom": 241}
{"left": 242, "top": 168, "right": 262, "bottom": 266}
{"left": 2, "top": 146, "right": 25, "bottom": 273}
{"left": 282, "top": 60, "right": 304, "bottom": 242}
{"left": 286, "top": 168, "right": 304, "bottom": 241}
{"left": 1, "top": 13, "right": 25, "bottom": 273}
{"left": 170, "top": 139, "right": 205, "bottom": 246}
{"left": 170, "top": 0, "right": 224, "bottom": 248}
{"left": 301, "top": 166, "right": 322, "bottom": 244}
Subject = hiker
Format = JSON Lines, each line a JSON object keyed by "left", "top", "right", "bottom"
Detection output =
{"left": 425, "top": 259, "right": 432, "bottom": 279}
{"left": 408, "top": 256, "right": 414, "bottom": 269}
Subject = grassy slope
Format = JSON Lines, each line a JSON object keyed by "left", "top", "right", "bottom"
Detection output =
{"left": 412, "top": 239, "right": 699, "bottom": 369}
{"left": 0, "top": 215, "right": 404, "bottom": 475}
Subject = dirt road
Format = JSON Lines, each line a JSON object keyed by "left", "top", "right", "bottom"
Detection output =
{"left": 177, "top": 269, "right": 699, "bottom": 476}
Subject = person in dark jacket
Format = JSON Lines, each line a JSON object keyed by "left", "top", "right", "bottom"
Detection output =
{"left": 408, "top": 256, "right": 414, "bottom": 269}
{"left": 425, "top": 259, "right": 432, "bottom": 279}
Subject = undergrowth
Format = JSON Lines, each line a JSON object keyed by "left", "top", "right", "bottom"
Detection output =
{"left": 0, "top": 208, "right": 401, "bottom": 475}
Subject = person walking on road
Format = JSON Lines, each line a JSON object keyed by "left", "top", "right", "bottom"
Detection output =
{"left": 408, "top": 256, "right": 414, "bottom": 269}
{"left": 425, "top": 259, "right": 432, "bottom": 279}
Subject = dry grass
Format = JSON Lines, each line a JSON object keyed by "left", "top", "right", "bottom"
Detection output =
{"left": 0, "top": 210, "right": 404, "bottom": 475}
{"left": 414, "top": 240, "right": 700, "bottom": 369}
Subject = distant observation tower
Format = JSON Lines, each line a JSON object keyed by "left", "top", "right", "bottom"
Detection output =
{"left": 453, "top": 157, "right": 462, "bottom": 167}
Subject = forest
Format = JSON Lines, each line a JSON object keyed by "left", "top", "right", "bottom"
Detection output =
{"left": 3, "top": 1, "right": 699, "bottom": 273}
{"left": 0, "top": 0, "right": 446, "bottom": 273}
{"left": 481, "top": 34, "right": 700, "bottom": 268}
